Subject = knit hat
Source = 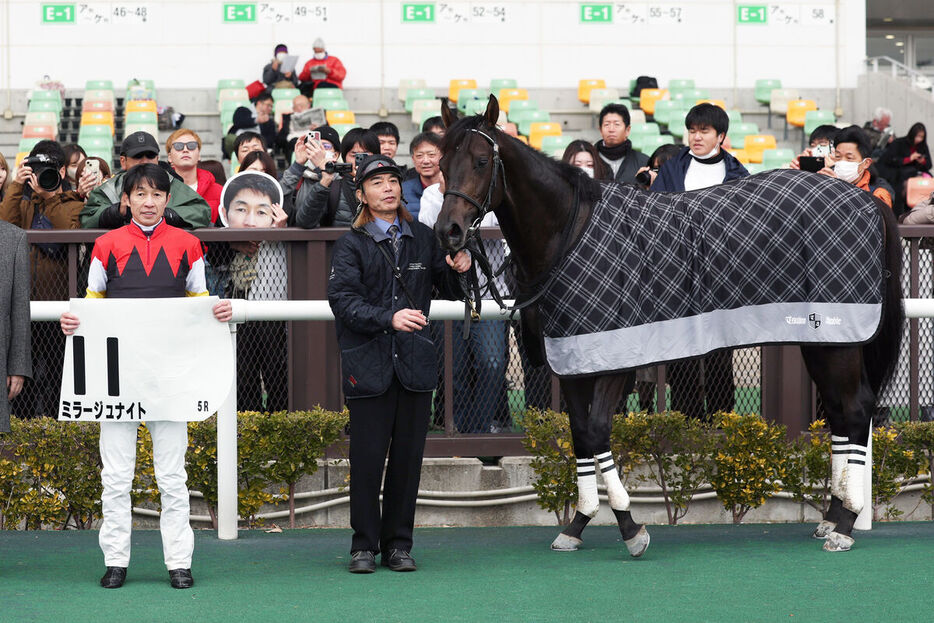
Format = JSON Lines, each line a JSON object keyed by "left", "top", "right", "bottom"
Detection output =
{"left": 274, "top": 43, "right": 288, "bottom": 55}
{"left": 313, "top": 37, "right": 325, "bottom": 49}
{"left": 316, "top": 125, "right": 341, "bottom": 151}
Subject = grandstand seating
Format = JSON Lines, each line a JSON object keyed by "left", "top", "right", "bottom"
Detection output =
{"left": 456, "top": 88, "right": 487, "bottom": 112}
{"left": 638, "top": 88, "right": 668, "bottom": 116}
{"left": 24, "top": 111, "right": 57, "bottom": 126}
{"left": 22, "top": 124, "right": 56, "bottom": 140}
{"left": 745, "top": 163, "right": 766, "bottom": 175}
{"left": 671, "top": 88, "right": 709, "bottom": 104}
{"left": 529, "top": 122, "right": 561, "bottom": 150}
{"left": 27, "top": 99, "right": 61, "bottom": 119}
{"left": 326, "top": 110, "right": 356, "bottom": 125}
{"left": 217, "top": 79, "right": 246, "bottom": 98}
{"left": 638, "top": 134, "right": 675, "bottom": 154}
{"left": 587, "top": 88, "right": 621, "bottom": 113}
{"left": 490, "top": 79, "right": 518, "bottom": 98}
{"left": 123, "top": 124, "right": 158, "bottom": 141}
{"left": 218, "top": 88, "right": 249, "bottom": 112}
{"left": 80, "top": 111, "right": 114, "bottom": 135}
{"left": 125, "top": 100, "right": 157, "bottom": 114}
{"left": 449, "top": 79, "right": 477, "bottom": 103}
{"left": 404, "top": 88, "right": 435, "bottom": 112}
{"left": 769, "top": 88, "right": 800, "bottom": 137}
{"left": 667, "top": 79, "right": 696, "bottom": 94}
{"left": 498, "top": 88, "right": 529, "bottom": 113}
{"left": 398, "top": 79, "right": 427, "bottom": 102}
{"left": 907, "top": 177, "right": 934, "bottom": 209}
{"left": 729, "top": 149, "right": 750, "bottom": 164}
{"left": 577, "top": 79, "right": 606, "bottom": 105}
{"left": 652, "top": 100, "right": 686, "bottom": 127}
{"left": 331, "top": 123, "right": 359, "bottom": 140}
{"left": 271, "top": 87, "right": 300, "bottom": 102}
{"left": 755, "top": 79, "right": 782, "bottom": 106}
{"left": 760, "top": 148, "right": 795, "bottom": 169}
{"left": 507, "top": 99, "right": 538, "bottom": 120}
{"left": 728, "top": 122, "right": 760, "bottom": 146}
{"left": 743, "top": 134, "right": 778, "bottom": 163}
{"left": 464, "top": 99, "right": 488, "bottom": 116}
{"left": 517, "top": 110, "right": 551, "bottom": 137}
{"left": 411, "top": 99, "right": 441, "bottom": 124}
{"left": 83, "top": 100, "right": 114, "bottom": 113}
{"left": 803, "top": 109, "right": 836, "bottom": 139}
{"left": 77, "top": 124, "right": 111, "bottom": 138}
{"left": 85, "top": 79, "right": 114, "bottom": 91}
{"left": 78, "top": 136, "right": 113, "bottom": 154}
{"left": 541, "top": 135, "right": 572, "bottom": 157}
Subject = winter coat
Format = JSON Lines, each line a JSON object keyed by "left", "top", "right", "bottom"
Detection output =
{"left": 596, "top": 140, "right": 649, "bottom": 185}
{"left": 879, "top": 136, "right": 932, "bottom": 191}
{"left": 262, "top": 62, "right": 299, "bottom": 88}
{"left": 80, "top": 170, "right": 212, "bottom": 229}
{"left": 294, "top": 174, "right": 355, "bottom": 229}
{"left": 298, "top": 55, "right": 347, "bottom": 89}
{"left": 194, "top": 168, "right": 223, "bottom": 224}
{"left": 0, "top": 221, "right": 32, "bottom": 432}
{"left": 327, "top": 218, "right": 462, "bottom": 398}
{"left": 0, "top": 181, "right": 82, "bottom": 300}
{"left": 401, "top": 176, "right": 426, "bottom": 221}
{"left": 650, "top": 146, "right": 749, "bottom": 193}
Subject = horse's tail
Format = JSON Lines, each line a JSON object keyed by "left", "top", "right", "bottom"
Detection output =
{"left": 864, "top": 198, "right": 904, "bottom": 397}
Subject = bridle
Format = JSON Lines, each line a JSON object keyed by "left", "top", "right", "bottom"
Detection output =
{"left": 442, "top": 128, "right": 508, "bottom": 239}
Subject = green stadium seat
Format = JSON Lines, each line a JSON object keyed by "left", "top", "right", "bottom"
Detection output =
{"left": 29, "top": 90, "right": 62, "bottom": 105}
{"left": 27, "top": 99, "right": 61, "bottom": 115}
{"left": 465, "top": 99, "right": 488, "bottom": 116}
{"left": 78, "top": 136, "right": 113, "bottom": 153}
{"left": 653, "top": 100, "right": 687, "bottom": 127}
{"left": 123, "top": 124, "right": 158, "bottom": 141}
{"left": 331, "top": 124, "right": 359, "bottom": 140}
{"left": 745, "top": 163, "right": 766, "bottom": 175}
{"left": 761, "top": 148, "right": 796, "bottom": 170}
{"left": 490, "top": 79, "right": 518, "bottom": 97}
{"left": 78, "top": 124, "right": 113, "bottom": 139}
{"left": 668, "top": 111, "right": 689, "bottom": 139}
{"left": 667, "top": 79, "right": 695, "bottom": 95}
{"left": 629, "top": 122, "right": 661, "bottom": 138}
{"left": 85, "top": 80, "right": 114, "bottom": 91}
{"left": 125, "top": 111, "right": 158, "bottom": 125}
{"left": 411, "top": 99, "right": 440, "bottom": 124}
{"left": 638, "top": 134, "right": 676, "bottom": 153}
{"left": 755, "top": 79, "right": 782, "bottom": 106}
{"left": 18, "top": 138, "right": 42, "bottom": 154}
{"left": 507, "top": 99, "right": 538, "bottom": 121}
{"left": 803, "top": 110, "right": 836, "bottom": 138}
{"left": 517, "top": 110, "right": 551, "bottom": 137}
{"left": 272, "top": 88, "right": 301, "bottom": 102}
{"left": 456, "top": 88, "right": 488, "bottom": 112}
{"left": 541, "top": 135, "right": 573, "bottom": 155}
{"left": 726, "top": 109, "right": 743, "bottom": 124}
{"left": 397, "top": 79, "right": 426, "bottom": 102}
{"left": 405, "top": 88, "right": 435, "bottom": 112}
{"left": 727, "top": 122, "right": 760, "bottom": 146}
{"left": 671, "top": 88, "right": 710, "bottom": 104}
{"left": 313, "top": 87, "right": 343, "bottom": 101}
{"left": 217, "top": 79, "right": 245, "bottom": 95}
{"left": 321, "top": 98, "right": 350, "bottom": 111}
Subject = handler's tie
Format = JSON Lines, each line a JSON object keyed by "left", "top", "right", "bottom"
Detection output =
{"left": 388, "top": 224, "right": 401, "bottom": 260}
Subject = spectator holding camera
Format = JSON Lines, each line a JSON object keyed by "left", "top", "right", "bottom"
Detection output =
{"left": 280, "top": 125, "right": 341, "bottom": 228}
{"left": 809, "top": 125, "right": 893, "bottom": 208}
{"left": 81, "top": 131, "right": 211, "bottom": 229}
{"left": 880, "top": 122, "right": 931, "bottom": 212}
{"left": 0, "top": 140, "right": 83, "bottom": 418}
{"left": 294, "top": 128, "right": 379, "bottom": 228}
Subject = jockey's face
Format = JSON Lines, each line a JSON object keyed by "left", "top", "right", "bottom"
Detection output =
{"left": 688, "top": 124, "right": 724, "bottom": 157}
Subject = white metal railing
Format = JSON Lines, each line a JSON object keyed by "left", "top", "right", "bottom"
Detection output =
{"left": 34, "top": 297, "right": 931, "bottom": 537}
{"left": 866, "top": 56, "right": 934, "bottom": 95}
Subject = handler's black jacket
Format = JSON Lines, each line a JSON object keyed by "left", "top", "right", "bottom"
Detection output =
{"left": 327, "top": 217, "right": 462, "bottom": 398}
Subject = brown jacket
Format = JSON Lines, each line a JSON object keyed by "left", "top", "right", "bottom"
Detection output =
{"left": 0, "top": 181, "right": 83, "bottom": 300}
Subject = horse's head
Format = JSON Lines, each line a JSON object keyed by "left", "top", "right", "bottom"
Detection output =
{"left": 435, "top": 95, "right": 505, "bottom": 254}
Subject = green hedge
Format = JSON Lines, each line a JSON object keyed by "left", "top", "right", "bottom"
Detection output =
{"left": 521, "top": 410, "right": 934, "bottom": 525}
{"left": 0, "top": 409, "right": 347, "bottom": 531}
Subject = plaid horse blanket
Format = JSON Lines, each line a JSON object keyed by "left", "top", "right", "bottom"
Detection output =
{"left": 539, "top": 169, "right": 886, "bottom": 376}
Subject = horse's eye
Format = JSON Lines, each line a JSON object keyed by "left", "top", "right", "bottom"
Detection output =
{"left": 478, "top": 158, "right": 488, "bottom": 167}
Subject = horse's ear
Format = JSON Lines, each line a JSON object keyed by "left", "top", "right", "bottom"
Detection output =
{"left": 484, "top": 95, "right": 500, "bottom": 127}
{"left": 441, "top": 98, "right": 456, "bottom": 129}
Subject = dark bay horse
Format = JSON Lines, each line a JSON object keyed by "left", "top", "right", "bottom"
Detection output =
{"left": 435, "top": 96, "right": 903, "bottom": 555}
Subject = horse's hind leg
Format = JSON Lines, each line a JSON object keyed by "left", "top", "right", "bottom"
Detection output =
{"left": 802, "top": 346, "right": 875, "bottom": 552}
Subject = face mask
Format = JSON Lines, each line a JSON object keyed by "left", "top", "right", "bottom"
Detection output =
{"left": 834, "top": 159, "right": 864, "bottom": 183}
{"left": 579, "top": 166, "right": 594, "bottom": 178}
{"left": 66, "top": 165, "right": 78, "bottom": 183}
{"left": 313, "top": 52, "right": 326, "bottom": 60}
{"left": 276, "top": 52, "right": 287, "bottom": 63}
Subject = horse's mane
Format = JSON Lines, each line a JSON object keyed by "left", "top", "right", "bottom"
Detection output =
{"left": 442, "top": 114, "right": 602, "bottom": 206}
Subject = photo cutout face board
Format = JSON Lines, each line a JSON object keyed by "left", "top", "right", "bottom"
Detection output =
{"left": 219, "top": 170, "right": 285, "bottom": 228}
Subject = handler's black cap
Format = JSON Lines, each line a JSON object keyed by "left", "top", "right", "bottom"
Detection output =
{"left": 121, "top": 131, "right": 160, "bottom": 158}
{"left": 354, "top": 154, "right": 402, "bottom": 190}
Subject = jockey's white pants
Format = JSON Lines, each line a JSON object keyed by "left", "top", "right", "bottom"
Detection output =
{"left": 99, "top": 421, "right": 193, "bottom": 570}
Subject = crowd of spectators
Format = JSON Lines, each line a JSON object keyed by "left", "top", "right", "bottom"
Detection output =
{"left": 4, "top": 68, "right": 934, "bottom": 432}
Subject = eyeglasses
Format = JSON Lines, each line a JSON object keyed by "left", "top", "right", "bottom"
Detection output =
{"left": 132, "top": 152, "right": 158, "bottom": 160}
{"left": 172, "top": 141, "right": 199, "bottom": 152}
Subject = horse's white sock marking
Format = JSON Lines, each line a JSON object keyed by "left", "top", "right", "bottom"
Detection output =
{"left": 831, "top": 436, "right": 867, "bottom": 513}
{"left": 596, "top": 451, "right": 630, "bottom": 511}
{"left": 576, "top": 458, "right": 599, "bottom": 517}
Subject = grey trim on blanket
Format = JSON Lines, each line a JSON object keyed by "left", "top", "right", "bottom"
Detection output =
{"left": 544, "top": 301, "right": 882, "bottom": 376}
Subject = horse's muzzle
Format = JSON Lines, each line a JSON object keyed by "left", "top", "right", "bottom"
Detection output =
{"left": 436, "top": 220, "right": 466, "bottom": 253}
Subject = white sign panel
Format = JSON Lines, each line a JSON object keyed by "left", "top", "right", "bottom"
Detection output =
{"left": 59, "top": 297, "right": 233, "bottom": 422}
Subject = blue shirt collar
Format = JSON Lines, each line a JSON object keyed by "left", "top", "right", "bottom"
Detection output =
{"left": 365, "top": 215, "right": 412, "bottom": 241}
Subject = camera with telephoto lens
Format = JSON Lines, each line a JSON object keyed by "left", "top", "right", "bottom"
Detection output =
{"left": 21, "top": 154, "right": 62, "bottom": 191}
{"left": 635, "top": 168, "right": 657, "bottom": 187}
{"left": 324, "top": 161, "right": 353, "bottom": 175}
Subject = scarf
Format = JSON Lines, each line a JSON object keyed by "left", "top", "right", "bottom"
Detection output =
{"left": 596, "top": 139, "right": 632, "bottom": 162}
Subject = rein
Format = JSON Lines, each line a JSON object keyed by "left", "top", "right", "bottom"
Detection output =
{"left": 442, "top": 126, "right": 584, "bottom": 326}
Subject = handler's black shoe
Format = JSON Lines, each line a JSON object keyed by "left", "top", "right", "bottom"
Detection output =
{"left": 381, "top": 549, "right": 417, "bottom": 572}
{"left": 349, "top": 550, "right": 376, "bottom": 574}
{"left": 100, "top": 566, "right": 127, "bottom": 588}
{"left": 169, "top": 568, "right": 194, "bottom": 589}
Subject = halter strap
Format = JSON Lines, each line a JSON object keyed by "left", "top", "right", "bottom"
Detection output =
{"left": 442, "top": 128, "right": 507, "bottom": 236}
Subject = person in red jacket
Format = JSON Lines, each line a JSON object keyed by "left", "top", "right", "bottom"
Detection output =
{"left": 298, "top": 37, "right": 346, "bottom": 95}
{"left": 165, "top": 129, "right": 223, "bottom": 225}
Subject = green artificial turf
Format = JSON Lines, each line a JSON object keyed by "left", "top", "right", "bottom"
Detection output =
{"left": 1, "top": 522, "right": 932, "bottom": 622}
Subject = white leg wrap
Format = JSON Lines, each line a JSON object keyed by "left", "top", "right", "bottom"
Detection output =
{"left": 832, "top": 437, "right": 867, "bottom": 514}
{"left": 576, "top": 459, "right": 599, "bottom": 518}
{"left": 596, "top": 452, "right": 630, "bottom": 511}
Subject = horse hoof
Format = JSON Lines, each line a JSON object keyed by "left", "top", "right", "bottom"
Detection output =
{"left": 812, "top": 520, "right": 837, "bottom": 540}
{"left": 822, "top": 531, "right": 854, "bottom": 552}
{"left": 551, "top": 533, "right": 582, "bottom": 552}
{"left": 624, "top": 526, "right": 650, "bottom": 558}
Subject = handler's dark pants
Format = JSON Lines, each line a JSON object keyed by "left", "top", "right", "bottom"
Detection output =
{"left": 348, "top": 376, "right": 431, "bottom": 555}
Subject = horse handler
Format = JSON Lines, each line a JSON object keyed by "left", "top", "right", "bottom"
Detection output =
{"left": 60, "top": 164, "right": 232, "bottom": 589}
{"left": 327, "top": 155, "right": 470, "bottom": 573}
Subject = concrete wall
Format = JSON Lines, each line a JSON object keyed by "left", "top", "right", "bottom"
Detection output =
{"left": 855, "top": 72, "right": 934, "bottom": 136}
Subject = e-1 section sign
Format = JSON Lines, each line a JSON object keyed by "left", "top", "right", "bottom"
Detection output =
{"left": 58, "top": 297, "right": 234, "bottom": 422}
